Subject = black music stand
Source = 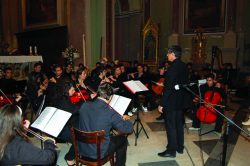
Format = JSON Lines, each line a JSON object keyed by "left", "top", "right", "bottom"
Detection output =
{"left": 133, "top": 95, "right": 149, "bottom": 146}
{"left": 184, "top": 86, "right": 249, "bottom": 166}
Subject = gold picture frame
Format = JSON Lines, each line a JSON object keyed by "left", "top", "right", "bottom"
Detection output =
{"left": 21, "top": 0, "right": 65, "bottom": 30}
{"left": 184, "top": 0, "right": 226, "bottom": 34}
{"left": 142, "top": 18, "right": 159, "bottom": 67}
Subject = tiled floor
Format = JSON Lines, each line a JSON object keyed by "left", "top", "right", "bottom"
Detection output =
{"left": 32, "top": 96, "right": 250, "bottom": 166}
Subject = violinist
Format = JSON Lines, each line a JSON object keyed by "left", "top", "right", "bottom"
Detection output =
{"left": 73, "top": 67, "right": 97, "bottom": 103}
{"left": 0, "top": 104, "right": 57, "bottom": 165}
{"left": 90, "top": 66, "right": 111, "bottom": 91}
{"left": 109, "top": 65, "right": 127, "bottom": 95}
{"left": 54, "top": 81, "right": 80, "bottom": 166}
{"left": 189, "top": 73, "right": 227, "bottom": 135}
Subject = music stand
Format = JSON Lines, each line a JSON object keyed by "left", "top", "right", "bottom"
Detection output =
{"left": 122, "top": 80, "right": 150, "bottom": 146}
{"left": 133, "top": 94, "right": 149, "bottom": 146}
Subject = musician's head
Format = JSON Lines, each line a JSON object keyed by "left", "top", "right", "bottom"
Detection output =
{"left": 76, "top": 67, "right": 87, "bottom": 81}
{"left": 114, "top": 65, "right": 121, "bottom": 76}
{"left": 0, "top": 104, "right": 24, "bottom": 159}
{"left": 34, "top": 62, "right": 42, "bottom": 73}
{"left": 137, "top": 64, "right": 144, "bottom": 73}
{"left": 97, "top": 82, "right": 114, "bottom": 101}
{"left": 63, "top": 81, "right": 75, "bottom": 97}
{"left": 96, "top": 66, "right": 107, "bottom": 79}
{"left": 54, "top": 65, "right": 63, "bottom": 77}
{"left": 167, "top": 45, "right": 182, "bottom": 62}
{"left": 4, "top": 67, "right": 13, "bottom": 79}
{"left": 206, "top": 73, "right": 215, "bottom": 87}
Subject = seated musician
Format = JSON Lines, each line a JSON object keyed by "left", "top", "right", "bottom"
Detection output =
{"left": 109, "top": 65, "right": 128, "bottom": 95}
{"left": 128, "top": 64, "right": 151, "bottom": 112}
{"left": 26, "top": 62, "right": 48, "bottom": 112}
{"left": 189, "top": 73, "right": 227, "bottom": 135}
{"left": 78, "top": 83, "right": 133, "bottom": 166}
{"left": 75, "top": 67, "right": 97, "bottom": 101}
{"left": 0, "top": 67, "right": 22, "bottom": 106}
{"left": 55, "top": 81, "right": 80, "bottom": 166}
{"left": 90, "top": 66, "right": 111, "bottom": 91}
{"left": 153, "top": 65, "right": 165, "bottom": 120}
{"left": 0, "top": 104, "right": 57, "bottom": 165}
{"left": 46, "top": 64, "right": 71, "bottom": 106}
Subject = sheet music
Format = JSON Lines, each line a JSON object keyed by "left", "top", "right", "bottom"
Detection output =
{"left": 31, "top": 107, "right": 57, "bottom": 131}
{"left": 134, "top": 80, "right": 149, "bottom": 91}
{"left": 109, "top": 94, "right": 131, "bottom": 115}
{"left": 31, "top": 107, "right": 72, "bottom": 137}
{"left": 43, "top": 109, "right": 72, "bottom": 137}
{"left": 123, "top": 80, "right": 148, "bottom": 94}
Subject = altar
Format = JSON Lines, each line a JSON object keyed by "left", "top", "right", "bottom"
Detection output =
{"left": 0, "top": 55, "right": 43, "bottom": 80}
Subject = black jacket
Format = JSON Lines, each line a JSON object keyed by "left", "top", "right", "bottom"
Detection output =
{"left": 0, "top": 136, "right": 57, "bottom": 166}
{"left": 161, "top": 58, "right": 189, "bottom": 111}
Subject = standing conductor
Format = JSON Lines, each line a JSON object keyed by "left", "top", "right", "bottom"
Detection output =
{"left": 158, "top": 45, "right": 188, "bottom": 158}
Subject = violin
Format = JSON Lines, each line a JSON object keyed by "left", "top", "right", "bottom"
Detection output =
{"left": 70, "top": 89, "right": 91, "bottom": 104}
{"left": 152, "top": 78, "right": 164, "bottom": 95}
{"left": 196, "top": 90, "right": 222, "bottom": 124}
{"left": 0, "top": 95, "right": 15, "bottom": 107}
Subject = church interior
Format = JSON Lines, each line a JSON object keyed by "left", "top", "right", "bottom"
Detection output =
{"left": 1, "top": 0, "right": 250, "bottom": 166}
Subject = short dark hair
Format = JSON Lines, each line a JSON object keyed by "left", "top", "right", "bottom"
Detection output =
{"left": 168, "top": 45, "right": 182, "bottom": 57}
{"left": 206, "top": 73, "right": 215, "bottom": 80}
{"left": 97, "top": 83, "right": 114, "bottom": 100}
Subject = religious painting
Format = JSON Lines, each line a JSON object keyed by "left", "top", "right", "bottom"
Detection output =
{"left": 142, "top": 18, "right": 159, "bottom": 66}
{"left": 22, "top": 0, "right": 58, "bottom": 29}
{"left": 184, "top": 0, "right": 226, "bottom": 34}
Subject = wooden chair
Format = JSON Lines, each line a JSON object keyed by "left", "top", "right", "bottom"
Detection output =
{"left": 71, "top": 127, "right": 115, "bottom": 166}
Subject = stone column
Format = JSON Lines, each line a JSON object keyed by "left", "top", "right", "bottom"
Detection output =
{"left": 168, "top": 0, "right": 179, "bottom": 47}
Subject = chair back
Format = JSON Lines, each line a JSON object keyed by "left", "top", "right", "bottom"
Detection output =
{"left": 71, "top": 127, "right": 114, "bottom": 166}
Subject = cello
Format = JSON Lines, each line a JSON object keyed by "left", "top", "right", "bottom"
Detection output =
{"left": 196, "top": 89, "right": 222, "bottom": 124}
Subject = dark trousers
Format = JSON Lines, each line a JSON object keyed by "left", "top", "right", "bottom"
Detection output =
{"left": 164, "top": 110, "right": 184, "bottom": 154}
{"left": 106, "top": 135, "right": 128, "bottom": 166}
{"left": 58, "top": 125, "right": 74, "bottom": 161}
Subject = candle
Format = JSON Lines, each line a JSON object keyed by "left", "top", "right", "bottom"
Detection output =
{"left": 29, "top": 46, "right": 32, "bottom": 55}
{"left": 82, "top": 34, "right": 86, "bottom": 66}
{"left": 34, "top": 46, "right": 37, "bottom": 55}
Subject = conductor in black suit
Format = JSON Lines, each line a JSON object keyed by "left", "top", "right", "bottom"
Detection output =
{"left": 158, "top": 45, "right": 189, "bottom": 158}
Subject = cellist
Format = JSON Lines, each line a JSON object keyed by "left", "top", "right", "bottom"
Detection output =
{"left": 189, "top": 73, "right": 227, "bottom": 136}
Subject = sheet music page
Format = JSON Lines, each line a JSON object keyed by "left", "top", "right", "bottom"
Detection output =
{"left": 123, "top": 80, "right": 142, "bottom": 94}
{"left": 31, "top": 107, "right": 57, "bottom": 131}
{"left": 109, "top": 94, "right": 131, "bottom": 115}
{"left": 134, "top": 80, "right": 149, "bottom": 91}
{"left": 43, "top": 109, "right": 72, "bottom": 137}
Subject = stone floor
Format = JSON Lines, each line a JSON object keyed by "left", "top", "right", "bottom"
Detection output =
{"left": 32, "top": 96, "right": 250, "bottom": 166}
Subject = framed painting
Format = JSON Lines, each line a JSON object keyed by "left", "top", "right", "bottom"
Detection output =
{"left": 184, "top": 0, "right": 226, "bottom": 34}
{"left": 21, "top": 0, "right": 63, "bottom": 29}
{"left": 142, "top": 18, "right": 159, "bottom": 67}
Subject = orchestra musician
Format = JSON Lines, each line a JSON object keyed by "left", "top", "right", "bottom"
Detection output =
{"left": 128, "top": 64, "right": 151, "bottom": 112}
{"left": 46, "top": 64, "right": 71, "bottom": 106}
{"left": 78, "top": 82, "right": 133, "bottom": 166}
{"left": 189, "top": 73, "right": 227, "bottom": 135}
{"left": 55, "top": 81, "right": 80, "bottom": 166}
{"left": 0, "top": 104, "right": 57, "bottom": 165}
{"left": 90, "top": 66, "right": 111, "bottom": 91}
{"left": 26, "top": 62, "right": 48, "bottom": 112}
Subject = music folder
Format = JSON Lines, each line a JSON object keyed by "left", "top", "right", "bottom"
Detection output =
{"left": 109, "top": 94, "right": 131, "bottom": 116}
{"left": 123, "top": 80, "right": 149, "bottom": 94}
{"left": 31, "top": 107, "right": 72, "bottom": 138}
